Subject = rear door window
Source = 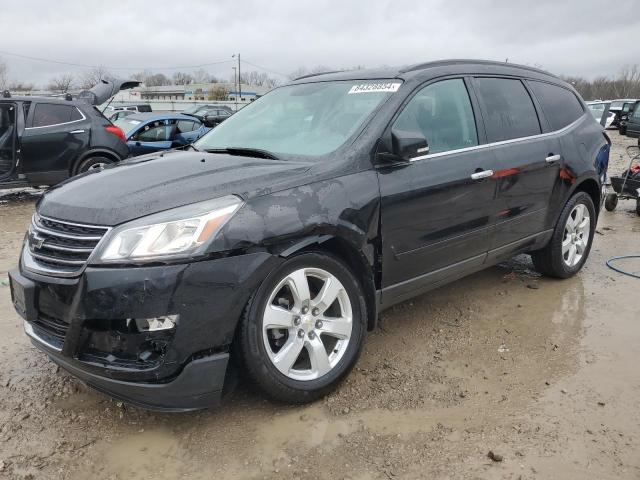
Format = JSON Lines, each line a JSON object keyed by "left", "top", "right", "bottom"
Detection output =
{"left": 31, "top": 104, "right": 82, "bottom": 127}
{"left": 135, "top": 121, "right": 170, "bottom": 142}
{"left": 393, "top": 78, "right": 478, "bottom": 154}
{"left": 474, "top": 77, "right": 541, "bottom": 142}
{"left": 529, "top": 81, "right": 584, "bottom": 131}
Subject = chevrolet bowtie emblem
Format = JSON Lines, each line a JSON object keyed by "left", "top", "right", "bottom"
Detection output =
{"left": 31, "top": 233, "right": 45, "bottom": 249}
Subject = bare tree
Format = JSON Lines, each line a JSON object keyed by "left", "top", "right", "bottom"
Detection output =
{"left": 193, "top": 68, "right": 211, "bottom": 84}
{"left": 208, "top": 85, "right": 228, "bottom": 101}
{"left": 144, "top": 73, "right": 171, "bottom": 87}
{"left": 78, "top": 66, "right": 114, "bottom": 89}
{"left": 560, "top": 65, "right": 640, "bottom": 101}
{"left": 8, "top": 81, "right": 35, "bottom": 92}
{"left": 48, "top": 74, "right": 75, "bottom": 93}
{"left": 172, "top": 71, "right": 194, "bottom": 85}
{"left": 0, "top": 58, "right": 8, "bottom": 90}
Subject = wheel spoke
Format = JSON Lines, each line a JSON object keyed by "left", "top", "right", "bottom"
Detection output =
{"left": 272, "top": 336, "right": 305, "bottom": 374}
{"left": 286, "top": 270, "right": 311, "bottom": 308}
{"left": 264, "top": 305, "right": 293, "bottom": 329}
{"left": 566, "top": 244, "right": 577, "bottom": 266}
{"left": 565, "top": 215, "right": 576, "bottom": 233}
{"left": 313, "top": 276, "right": 343, "bottom": 314}
{"left": 562, "top": 235, "right": 572, "bottom": 254}
{"left": 318, "top": 316, "right": 352, "bottom": 339}
{"left": 577, "top": 217, "right": 590, "bottom": 234}
{"left": 306, "top": 336, "right": 331, "bottom": 377}
{"left": 575, "top": 238, "right": 586, "bottom": 255}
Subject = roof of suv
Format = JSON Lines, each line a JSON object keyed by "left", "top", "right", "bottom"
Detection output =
{"left": 0, "top": 95, "right": 92, "bottom": 108}
{"left": 290, "top": 59, "right": 561, "bottom": 84}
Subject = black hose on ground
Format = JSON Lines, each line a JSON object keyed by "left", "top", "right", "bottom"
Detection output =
{"left": 606, "top": 255, "right": 640, "bottom": 279}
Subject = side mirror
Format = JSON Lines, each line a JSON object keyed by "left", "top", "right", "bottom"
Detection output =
{"left": 390, "top": 129, "right": 429, "bottom": 162}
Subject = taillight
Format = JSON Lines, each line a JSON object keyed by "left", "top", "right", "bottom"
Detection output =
{"left": 105, "top": 125, "right": 127, "bottom": 143}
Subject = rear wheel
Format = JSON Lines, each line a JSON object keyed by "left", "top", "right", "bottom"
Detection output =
{"left": 532, "top": 192, "right": 596, "bottom": 279}
{"left": 74, "top": 156, "right": 112, "bottom": 175}
{"left": 237, "top": 252, "right": 366, "bottom": 403}
{"left": 604, "top": 193, "right": 618, "bottom": 211}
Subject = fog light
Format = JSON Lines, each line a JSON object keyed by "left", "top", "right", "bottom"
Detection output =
{"left": 134, "top": 315, "right": 178, "bottom": 332}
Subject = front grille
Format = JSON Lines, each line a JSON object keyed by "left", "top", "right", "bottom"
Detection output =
{"left": 27, "top": 213, "right": 110, "bottom": 276}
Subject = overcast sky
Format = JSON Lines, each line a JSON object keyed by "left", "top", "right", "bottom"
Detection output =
{"left": 1, "top": 0, "right": 638, "bottom": 86}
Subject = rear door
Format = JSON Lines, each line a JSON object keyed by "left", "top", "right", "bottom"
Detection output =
{"left": 20, "top": 102, "right": 90, "bottom": 178}
{"left": 472, "top": 77, "right": 562, "bottom": 256}
{"left": 379, "top": 77, "right": 500, "bottom": 304}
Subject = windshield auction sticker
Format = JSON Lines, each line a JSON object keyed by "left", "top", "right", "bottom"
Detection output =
{"left": 348, "top": 82, "right": 401, "bottom": 94}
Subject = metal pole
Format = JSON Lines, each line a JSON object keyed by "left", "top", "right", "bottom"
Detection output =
{"left": 238, "top": 53, "right": 242, "bottom": 106}
{"left": 232, "top": 66, "right": 238, "bottom": 111}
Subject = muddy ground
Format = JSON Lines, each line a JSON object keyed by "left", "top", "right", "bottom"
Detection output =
{"left": 0, "top": 131, "right": 639, "bottom": 480}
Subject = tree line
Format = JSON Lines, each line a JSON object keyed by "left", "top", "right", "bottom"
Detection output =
{"left": 3, "top": 56, "right": 638, "bottom": 101}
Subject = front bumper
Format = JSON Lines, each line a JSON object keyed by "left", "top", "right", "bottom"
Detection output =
{"left": 9, "top": 251, "right": 279, "bottom": 410}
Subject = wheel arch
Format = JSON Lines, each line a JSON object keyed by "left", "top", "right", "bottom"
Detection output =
{"left": 569, "top": 176, "right": 601, "bottom": 215}
{"left": 278, "top": 235, "right": 379, "bottom": 331}
{"left": 70, "top": 148, "right": 121, "bottom": 175}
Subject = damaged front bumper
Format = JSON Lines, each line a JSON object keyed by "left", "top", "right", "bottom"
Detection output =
{"left": 9, "top": 251, "right": 279, "bottom": 411}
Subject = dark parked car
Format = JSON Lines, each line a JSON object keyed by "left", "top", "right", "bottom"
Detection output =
{"left": 9, "top": 60, "right": 609, "bottom": 411}
{"left": 114, "top": 113, "right": 211, "bottom": 156}
{"left": 0, "top": 80, "right": 138, "bottom": 188}
{"left": 618, "top": 100, "right": 639, "bottom": 135}
{"left": 624, "top": 101, "right": 640, "bottom": 142}
{"left": 182, "top": 104, "right": 233, "bottom": 115}
{"left": 185, "top": 107, "right": 232, "bottom": 127}
{"left": 609, "top": 99, "right": 638, "bottom": 130}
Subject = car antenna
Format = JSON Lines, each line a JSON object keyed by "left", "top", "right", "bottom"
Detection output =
{"left": 101, "top": 95, "right": 115, "bottom": 114}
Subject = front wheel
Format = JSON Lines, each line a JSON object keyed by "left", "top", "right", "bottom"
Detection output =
{"left": 237, "top": 252, "right": 366, "bottom": 403}
{"left": 532, "top": 192, "right": 596, "bottom": 279}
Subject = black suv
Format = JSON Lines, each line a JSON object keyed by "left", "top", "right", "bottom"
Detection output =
{"left": 0, "top": 80, "right": 137, "bottom": 188}
{"left": 9, "top": 60, "right": 609, "bottom": 411}
{"left": 625, "top": 101, "right": 640, "bottom": 142}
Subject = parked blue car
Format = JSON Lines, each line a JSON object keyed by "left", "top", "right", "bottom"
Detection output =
{"left": 113, "top": 113, "right": 211, "bottom": 156}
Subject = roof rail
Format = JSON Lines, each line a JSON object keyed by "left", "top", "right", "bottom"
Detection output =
{"left": 399, "top": 59, "right": 551, "bottom": 77}
{"left": 293, "top": 70, "right": 345, "bottom": 81}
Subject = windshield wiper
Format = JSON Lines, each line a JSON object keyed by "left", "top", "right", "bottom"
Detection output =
{"left": 204, "top": 147, "right": 279, "bottom": 160}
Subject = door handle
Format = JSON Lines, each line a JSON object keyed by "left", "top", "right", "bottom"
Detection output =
{"left": 470, "top": 169, "right": 494, "bottom": 180}
{"left": 545, "top": 154, "right": 561, "bottom": 163}
{"left": 69, "top": 129, "right": 85, "bottom": 134}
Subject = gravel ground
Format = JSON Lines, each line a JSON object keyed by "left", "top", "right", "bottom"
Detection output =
{"left": 0, "top": 131, "right": 639, "bottom": 479}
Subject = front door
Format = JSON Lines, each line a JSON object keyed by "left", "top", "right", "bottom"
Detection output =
{"left": 129, "top": 119, "right": 174, "bottom": 155}
{"left": 378, "top": 78, "right": 499, "bottom": 305}
{"left": 0, "top": 102, "right": 17, "bottom": 180}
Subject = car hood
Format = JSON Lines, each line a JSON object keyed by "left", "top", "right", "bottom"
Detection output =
{"left": 37, "top": 151, "right": 313, "bottom": 226}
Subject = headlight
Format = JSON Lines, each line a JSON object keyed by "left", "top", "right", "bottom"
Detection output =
{"left": 93, "top": 195, "right": 243, "bottom": 263}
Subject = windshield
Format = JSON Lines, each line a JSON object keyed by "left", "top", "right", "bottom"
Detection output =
{"left": 114, "top": 117, "right": 143, "bottom": 136}
{"left": 610, "top": 101, "right": 624, "bottom": 109}
{"left": 194, "top": 80, "right": 401, "bottom": 157}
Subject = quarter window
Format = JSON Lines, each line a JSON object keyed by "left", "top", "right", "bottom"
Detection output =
{"left": 474, "top": 78, "right": 541, "bottom": 142}
{"left": 528, "top": 81, "right": 584, "bottom": 131}
{"left": 32, "top": 104, "right": 82, "bottom": 127}
{"left": 176, "top": 120, "right": 198, "bottom": 133}
{"left": 393, "top": 79, "right": 478, "bottom": 154}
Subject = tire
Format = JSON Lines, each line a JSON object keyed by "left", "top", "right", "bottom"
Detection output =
{"left": 532, "top": 191, "right": 596, "bottom": 279}
{"left": 74, "top": 156, "right": 113, "bottom": 175}
{"left": 237, "top": 252, "right": 367, "bottom": 403}
{"left": 636, "top": 199, "right": 640, "bottom": 217}
{"left": 604, "top": 193, "right": 618, "bottom": 211}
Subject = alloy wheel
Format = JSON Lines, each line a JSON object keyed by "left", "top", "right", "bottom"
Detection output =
{"left": 562, "top": 203, "right": 590, "bottom": 267}
{"left": 262, "top": 267, "right": 353, "bottom": 381}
